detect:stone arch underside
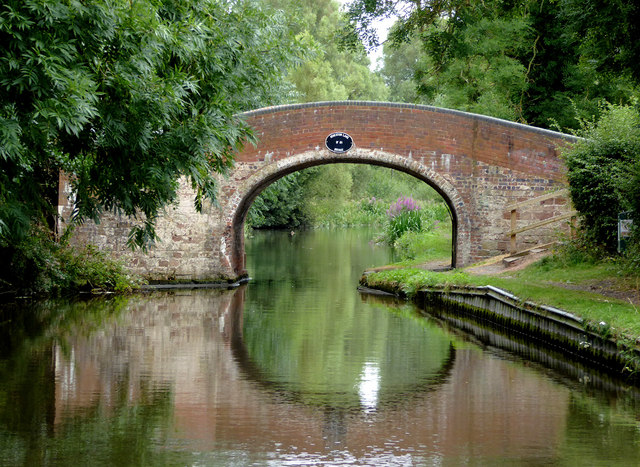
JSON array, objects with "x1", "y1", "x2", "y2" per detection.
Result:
[
  {"x1": 223, "y1": 149, "x2": 469, "y2": 276},
  {"x1": 61, "y1": 101, "x2": 575, "y2": 282}
]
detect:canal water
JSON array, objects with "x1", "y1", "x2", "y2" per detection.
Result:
[{"x1": 1, "y1": 228, "x2": 640, "y2": 465}]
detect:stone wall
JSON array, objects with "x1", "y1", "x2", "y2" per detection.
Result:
[{"x1": 59, "y1": 102, "x2": 577, "y2": 282}]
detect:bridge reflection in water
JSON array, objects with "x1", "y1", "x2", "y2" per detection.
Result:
[
  {"x1": 47, "y1": 286, "x2": 575, "y2": 463},
  {"x1": 0, "y1": 228, "x2": 633, "y2": 464}
]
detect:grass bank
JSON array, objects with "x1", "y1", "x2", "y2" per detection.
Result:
[{"x1": 362, "y1": 244, "x2": 640, "y2": 341}]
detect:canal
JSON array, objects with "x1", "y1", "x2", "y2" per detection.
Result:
[{"x1": 1, "y1": 228, "x2": 640, "y2": 465}]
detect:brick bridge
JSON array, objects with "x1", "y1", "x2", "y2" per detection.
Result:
[{"x1": 60, "y1": 101, "x2": 576, "y2": 282}]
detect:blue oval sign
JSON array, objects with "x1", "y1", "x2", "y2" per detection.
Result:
[{"x1": 325, "y1": 132, "x2": 353, "y2": 153}]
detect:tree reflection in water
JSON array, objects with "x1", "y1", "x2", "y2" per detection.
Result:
[{"x1": 1, "y1": 229, "x2": 640, "y2": 465}]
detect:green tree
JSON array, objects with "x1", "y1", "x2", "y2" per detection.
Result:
[
  {"x1": 248, "y1": 0, "x2": 389, "y2": 229},
  {"x1": 354, "y1": 0, "x2": 640, "y2": 129},
  {"x1": 379, "y1": 33, "x2": 423, "y2": 103},
  {"x1": 560, "y1": 0, "x2": 640, "y2": 83},
  {"x1": 246, "y1": 171, "x2": 313, "y2": 229},
  {"x1": 267, "y1": 0, "x2": 388, "y2": 102},
  {"x1": 522, "y1": 1, "x2": 638, "y2": 129},
  {"x1": 361, "y1": 1, "x2": 534, "y2": 121},
  {"x1": 342, "y1": 0, "x2": 463, "y2": 49},
  {"x1": 0, "y1": 0, "x2": 303, "y2": 249},
  {"x1": 349, "y1": 164, "x2": 439, "y2": 203},
  {"x1": 416, "y1": 11, "x2": 531, "y2": 122}
]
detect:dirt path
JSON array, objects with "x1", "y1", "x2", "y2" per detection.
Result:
[{"x1": 463, "y1": 251, "x2": 549, "y2": 276}]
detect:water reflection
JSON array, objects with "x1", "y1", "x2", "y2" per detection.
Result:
[
  {"x1": 236, "y1": 293, "x2": 456, "y2": 413},
  {"x1": 39, "y1": 288, "x2": 567, "y2": 461},
  {"x1": 358, "y1": 361, "x2": 380, "y2": 412},
  {"x1": 0, "y1": 287, "x2": 632, "y2": 465},
  {"x1": 1, "y1": 229, "x2": 640, "y2": 465}
]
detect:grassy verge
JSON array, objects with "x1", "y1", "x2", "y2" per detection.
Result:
[
  {"x1": 362, "y1": 250, "x2": 640, "y2": 340},
  {"x1": 390, "y1": 225, "x2": 452, "y2": 266}
]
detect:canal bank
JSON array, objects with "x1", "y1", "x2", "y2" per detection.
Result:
[{"x1": 360, "y1": 266, "x2": 640, "y2": 382}]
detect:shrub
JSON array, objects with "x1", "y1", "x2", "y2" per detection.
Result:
[
  {"x1": 305, "y1": 199, "x2": 387, "y2": 228},
  {"x1": 246, "y1": 172, "x2": 312, "y2": 229},
  {"x1": 563, "y1": 104, "x2": 640, "y2": 251},
  {"x1": 360, "y1": 197, "x2": 386, "y2": 216},
  {"x1": 0, "y1": 226, "x2": 143, "y2": 296}
]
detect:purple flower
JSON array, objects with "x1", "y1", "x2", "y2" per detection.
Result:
[{"x1": 387, "y1": 196, "x2": 421, "y2": 218}]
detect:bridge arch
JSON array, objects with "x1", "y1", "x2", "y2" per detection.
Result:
[
  {"x1": 224, "y1": 148, "x2": 470, "y2": 275},
  {"x1": 61, "y1": 101, "x2": 576, "y2": 282}
]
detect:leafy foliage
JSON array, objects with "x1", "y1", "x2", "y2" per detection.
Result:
[
  {"x1": 247, "y1": 0, "x2": 391, "y2": 230},
  {"x1": 347, "y1": 1, "x2": 533, "y2": 121},
  {"x1": 419, "y1": 13, "x2": 531, "y2": 121},
  {"x1": 353, "y1": 0, "x2": 640, "y2": 130},
  {"x1": 0, "y1": 0, "x2": 304, "y2": 249},
  {"x1": 247, "y1": 163, "x2": 447, "y2": 230},
  {"x1": 309, "y1": 198, "x2": 386, "y2": 228},
  {"x1": 379, "y1": 33, "x2": 423, "y2": 103},
  {"x1": 342, "y1": 0, "x2": 464, "y2": 49},
  {"x1": 560, "y1": 0, "x2": 640, "y2": 83},
  {"x1": 265, "y1": 0, "x2": 387, "y2": 102},
  {"x1": 621, "y1": 241, "x2": 640, "y2": 277},
  {"x1": 349, "y1": 164, "x2": 441, "y2": 202},
  {"x1": 524, "y1": 2, "x2": 638, "y2": 130},
  {"x1": 563, "y1": 105, "x2": 640, "y2": 251},
  {"x1": 246, "y1": 171, "x2": 313, "y2": 229},
  {"x1": 0, "y1": 226, "x2": 143, "y2": 295},
  {"x1": 536, "y1": 238, "x2": 605, "y2": 271}
]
